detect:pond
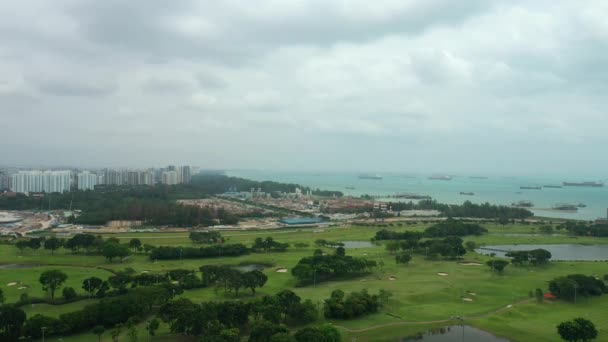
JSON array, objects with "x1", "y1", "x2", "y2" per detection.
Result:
[
  {"x1": 0, "y1": 264, "x2": 40, "y2": 269},
  {"x1": 476, "y1": 244, "x2": 608, "y2": 261},
  {"x1": 340, "y1": 241, "x2": 375, "y2": 249},
  {"x1": 233, "y1": 264, "x2": 266, "y2": 272},
  {"x1": 401, "y1": 325, "x2": 510, "y2": 341}
]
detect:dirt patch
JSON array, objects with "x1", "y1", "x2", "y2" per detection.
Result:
[
  {"x1": 388, "y1": 276, "x2": 397, "y2": 281},
  {"x1": 437, "y1": 272, "x2": 449, "y2": 276},
  {"x1": 462, "y1": 297, "x2": 474, "y2": 302},
  {"x1": 460, "y1": 262, "x2": 483, "y2": 266},
  {"x1": 276, "y1": 268, "x2": 288, "y2": 273}
]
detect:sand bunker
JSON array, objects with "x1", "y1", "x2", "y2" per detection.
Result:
[
  {"x1": 460, "y1": 262, "x2": 483, "y2": 266},
  {"x1": 7, "y1": 282, "x2": 18, "y2": 286},
  {"x1": 276, "y1": 268, "x2": 288, "y2": 273},
  {"x1": 462, "y1": 297, "x2": 474, "y2": 302},
  {"x1": 141, "y1": 270, "x2": 149, "y2": 273},
  {"x1": 18, "y1": 287, "x2": 27, "y2": 290},
  {"x1": 468, "y1": 292, "x2": 477, "y2": 296},
  {"x1": 388, "y1": 276, "x2": 397, "y2": 281},
  {"x1": 437, "y1": 272, "x2": 449, "y2": 276}
]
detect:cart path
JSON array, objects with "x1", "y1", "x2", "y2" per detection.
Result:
[{"x1": 333, "y1": 298, "x2": 533, "y2": 333}]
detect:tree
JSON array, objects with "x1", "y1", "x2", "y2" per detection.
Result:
[
  {"x1": 92, "y1": 325, "x2": 105, "y2": 342},
  {"x1": 270, "y1": 332, "x2": 296, "y2": 342},
  {"x1": 294, "y1": 242, "x2": 309, "y2": 249},
  {"x1": 102, "y1": 241, "x2": 131, "y2": 263},
  {"x1": 395, "y1": 253, "x2": 412, "y2": 265},
  {"x1": 0, "y1": 288, "x2": 4, "y2": 304},
  {"x1": 111, "y1": 324, "x2": 123, "y2": 342},
  {"x1": 108, "y1": 272, "x2": 133, "y2": 294},
  {"x1": 464, "y1": 241, "x2": 477, "y2": 251},
  {"x1": 82, "y1": 277, "x2": 104, "y2": 297},
  {"x1": 147, "y1": 318, "x2": 160, "y2": 337},
  {"x1": 15, "y1": 240, "x2": 28, "y2": 253},
  {"x1": 385, "y1": 241, "x2": 400, "y2": 254},
  {"x1": 248, "y1": 320, "x2": 288, "y2": 342},
  {"x1": 63, "y1": 286, "x2": 77, "y2": 300},
  {"x1": 39, "y1": 269, "x2": 68, "y2": 300},
  {"x1": 557, "y1": 318, "x2": 598, "y2": 342},
  {"x1": 535, "y1": 288, "x2": 544, "y2": 303},
  {"x1": 0, "y1": 305, "x2": 26, "y2": 341},
  {"x1": 243, "y1": 270, "x2": 268, "y2": 295},
  {"x1": 486, "y1": 260, "x2": 509, "y2": 274},
  {"x1": 126, "y1": 317, "x2": 138, "y2": 342},
  {"x1": 128, "y1": 238, "x2": 142, "y2": 251},
  {"x1": 44, "y1": 237, "x2": 63, "y2": 254}
]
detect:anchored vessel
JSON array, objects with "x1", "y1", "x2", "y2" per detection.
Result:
[
  {"x1": 562, "y1": 181, "x2": 604, "y2": 187},
  {"x1": 358, "y1": 174, "x2": 383, "y2": 180},
  {"x1": 512, "y1": 200, "x2": 534, "y2": 208},
  {"x1": 429, "y1": 175, "x2": 452, "y2": 180},
  {"x1": 520, "y1": 186, "x2": 542, "y2": 190}
]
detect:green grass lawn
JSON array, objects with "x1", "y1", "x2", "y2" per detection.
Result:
[{"x1": 2, "y1": 223, "x2": 608, "y2": 341}]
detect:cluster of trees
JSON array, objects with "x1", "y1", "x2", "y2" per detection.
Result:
[
  {"x1": 423, "y1": 219, "x2": 488, "y2": 237},
  {"x1": 199, "y1": 265, "x2": 268, "y2": 296},
  {"x1": 374, "y1": 220, "x2": 487, "y2": 242},
  {"x1": 253, "y1": 237, "x2": 289, "y2": 252},
  {"x1": 505, "y1": 249, "x2": 552, "y2": 266},
  {"x1": 2, "y1": 286, "x2": 175, "y2": 341},
  {"x1": 291, "y1": 248, "x2": 376, "y2": 286},
  {"x1": 383, "y1": 234, "x2": 467, "y2": 260},
  {"x1": 486, "y1": 259, "x2": 510, "y2": 274},
  {"x1": 560, "y1": 221, "x2": 608, "y2": 237},
  {"x1": 386, "y1": 200, "x2": 533, "y2": 219},
  {"x1": 549, "y1": 274, "x2": 607, "y2": 301},
  {"x1": 149, "y1": 244, "x2": 249, "y2": 260},
  {"x1": 557, "y1": 317, "x2": 598, "y2": 342},
  {"x1": 323, "y1": 289, "x2": 380, "y2": 319},
  {"x1": 314, "y1": 239, "x2": 346, "y2": 248},
  {"x1": 189, "y1": 231, "x2": 225, "y2": 244},
  {"x1": 158, "y1": 289, "x2": 337, "y2": 342}
]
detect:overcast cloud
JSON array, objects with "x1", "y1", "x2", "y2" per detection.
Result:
[{"x1": 1, "y1": 0, "x2": 607, "y2": 175}]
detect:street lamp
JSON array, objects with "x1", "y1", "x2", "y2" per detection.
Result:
[{"x1": 41, "y1": 326, "x2": 47, "y2": 342}]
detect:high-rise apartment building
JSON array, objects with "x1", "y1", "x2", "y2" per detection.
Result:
[
  {"x1": 161, "y1": 170, "x2": 179, "y2": 185},
  {"x1": 77, "y1": 171, "x2": 97, "y2": 191},
  {"x1": 10, "y1": 171, "x2": 71, "y2": 193}
]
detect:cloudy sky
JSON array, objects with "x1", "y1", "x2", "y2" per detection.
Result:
[{"x1": 1, "y1": 1, "x2": 607, "y2": 175}]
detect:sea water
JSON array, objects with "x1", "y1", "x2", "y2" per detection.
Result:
[{"x1": 226, "y1": 170, "x2": 608, "y2": 221}]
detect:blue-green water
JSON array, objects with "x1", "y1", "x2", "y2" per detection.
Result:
[{"x1": 226, "y1": 170, "x2": 607, "y2": 220}]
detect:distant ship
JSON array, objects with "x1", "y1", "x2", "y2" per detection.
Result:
[
  {"x1": 543, "y1": 185, "x2": 563, "y2": 188},
  {"x1": 553, "y1": 203, "x2": 579, "y2": 211},
  {"x1": 459, "y1": 192, "x2": 475, "y2": 196},
  {"x1": 520, "y1": 186, "x2": 542, "y2": 190},
  {"x1": 429, "y1": 175, "x2": 452, "y2": 181},
  {"x1": 345, "y1": 186, "x2": 356, "y2": 190},
  {"x1": 512, "y1": 200, "x2": 534, "y2": 208},
  {"x1": 562, "y1": 181, "x2": 604, "y2": 187},
  {"x1": 578, "y1": 203, "x2": 587, "y2": 208},
  {"x1": 358, "y1": 174, "x2": 383, "y2": 180},
  {"x1": 469, "y1": 176, "x2": 488, "y2": 179}
]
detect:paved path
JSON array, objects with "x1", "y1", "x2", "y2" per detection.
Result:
[{"x1": 333, "y1": 298, "x2": 533, "y2": 333}]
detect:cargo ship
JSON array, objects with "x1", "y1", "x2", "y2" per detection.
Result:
[
  {"x1": 512, "y1": 200, "x2": 534, "y2": 208},
  {"x1": 562, "y1": 181, "x2": 604, "y2": 187},
  {"x1": 429, "y1": 175, "x2": 452, "y2": 181},
  {"x1": 543, "y1": 185, "x2": 563, "y2": 188},
  {"x1": 553, "y1": 203, "x2": 579, "y2": 211},
  {"x1": 520, "y1": 186, "x2": 542, "y2": 190},
  {"x1": 358, "y1": 174, "x2": 383, "y2": 180},
  {"x1": 459, "y1": 192, "x2": 475, "y2": 196}
]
